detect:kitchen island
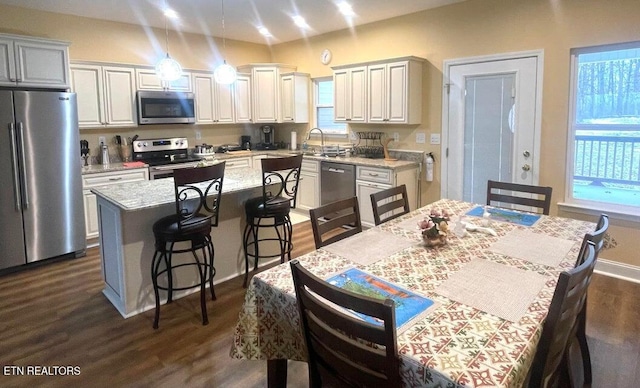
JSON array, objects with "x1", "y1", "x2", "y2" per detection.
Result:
[{"x1": 91, "y1": 168, "x2": 275, "y2": 318}]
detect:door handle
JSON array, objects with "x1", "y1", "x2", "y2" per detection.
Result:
[
  {"x1": 522, "y1": 164, "x2": 531, "y2": 172},
  {"x1": 17, "y1": 122, "x2": 29, "y2": 209},
  {"x1": 8, "y1": 123, "x2": 22, "y2": 210}
]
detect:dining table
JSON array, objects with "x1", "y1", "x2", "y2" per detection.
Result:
[{"x1": 229, "y1": 198, "x2": 596, "y2": 387}]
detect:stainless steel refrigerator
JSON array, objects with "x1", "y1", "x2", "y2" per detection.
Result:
[{"x1": 0, "y1": 90, "x2": 85, "y2": 271}]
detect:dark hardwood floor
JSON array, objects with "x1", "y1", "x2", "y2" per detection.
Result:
[{"x1": 1, "y1": 221, "x2": 638, "y2": 387}]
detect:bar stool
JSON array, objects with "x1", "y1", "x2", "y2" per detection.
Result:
[
  {"x1": 243, "y1": 155, "x2": 302, "y2": 287},
  {"x1": 151, "y1": 162, "x2": 225, "y2": 329}
]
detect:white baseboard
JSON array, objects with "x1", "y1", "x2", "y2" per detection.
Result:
[{"x1": 595, "y1": 258, "x2": 640, "y2": 284}]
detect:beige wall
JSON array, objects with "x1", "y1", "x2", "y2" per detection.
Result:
[
  {"x1": 1, "y1": 0, "x2": 638, "y2": 266},
  {"x1": 270, "y1": 0, "x2": 640, "y2": 266}
]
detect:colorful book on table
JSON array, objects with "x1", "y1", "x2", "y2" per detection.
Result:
[
  {"x1": 466, "y1": 205, "x2": 541, "y2": 226},
  {"x1": 326, "y1": 268, "x2": 434, "y2": 328}
]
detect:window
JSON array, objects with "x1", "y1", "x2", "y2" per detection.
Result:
[
  {"x1": 314, "y1": 77, "x2": 347, "y2": 135},
  {"x1": 567, "y1": 42, "x2": 640, "y2": 215}
]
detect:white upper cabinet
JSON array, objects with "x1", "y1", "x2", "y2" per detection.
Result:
[
  {"x1": 234, "y1": 73, "x2": 252, "y2": 123},
  {"x1": 333, "y1": 57, "x2": 424, "y2": 125},
  {"x1": 193, "y1": 72, "x2": 234, "y2": 124},
  {"x1": 71, "y1": 63, "x2": 137, "y2": 128},
  {"x1": 333, "y1": 65, "x2": 367, "y2": 122},
  {"x1": 237, "y1": 64, "x2": 302, "y2": 123},
  {"x1": 135, "y1": 68, "x2": 192, "y2": 92},
  {"x1": 281, "y1": 72, "x2": 310, "y2": 123},
  {"x1": 0, "y1": 34, "x2": 70, "y2": 89},
  {"x1": 367, "y1": 58, "x2": 423, "y2": 124}
]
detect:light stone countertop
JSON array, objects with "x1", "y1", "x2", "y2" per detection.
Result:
[
  {"x1": 81, "y1": 150, "x2": 419, "y2": 175},
  {"x1": 91, "y1": 168, "x2": 262, "y2": 212}
]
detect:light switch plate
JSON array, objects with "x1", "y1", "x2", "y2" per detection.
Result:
[
  {"x1": 430, "y1": 133, "x2": 441, "y2": 145},
  {"x1": 415, "y1": 132, "x2": 426, "y2": 144}
]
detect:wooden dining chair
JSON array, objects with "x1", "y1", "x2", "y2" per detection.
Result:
[
  {"x1": 527, "y1": 242, "x2": 597, "y2": 388},
  {"x1": 568, "y1": 214, "x2": 609, "y2": 387},
  {"x1": 290, "y1": 260, "x2": 401, "y2": 388},
  {"x1": 309, "y1": 197, "x2": 362, "y2": 249},
  {"x1": 486, "y1": 180, "x2": 553, "y2": 215},
  {"x1": 370, "y1": 184, "x2": 411, "y2": 226}
]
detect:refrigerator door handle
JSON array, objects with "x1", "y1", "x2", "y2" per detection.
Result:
[
  {"x1": 17, "y1": 122, "x2": 29, "y2": 209},
  {"x1": 8, "y1": 123, "x2": 22, "y2": 210}
]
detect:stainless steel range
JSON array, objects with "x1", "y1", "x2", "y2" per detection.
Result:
[{"x1": 132, "y1": 137, "x2": 202, "y2": 180}]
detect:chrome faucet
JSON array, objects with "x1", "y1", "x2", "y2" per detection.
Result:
[{"x1": 305, "y1": 127, "x2": 325, "y2": 156}]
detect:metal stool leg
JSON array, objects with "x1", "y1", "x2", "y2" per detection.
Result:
[{"x1": 151, "y1": 249, "x2": 163, "y2": 330}]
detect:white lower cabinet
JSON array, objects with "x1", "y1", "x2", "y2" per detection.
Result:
[
  {"x1": 356, "y1": 165, "x2": 418, "y2": 227},
  {"x1": 297, "y1": 159, "x2": 320, "y2": 211},
  {"x1": 82, "y1": 168, "x2": 149, "y2": 240}
]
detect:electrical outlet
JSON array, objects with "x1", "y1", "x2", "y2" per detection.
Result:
[
  {"x1": 393, "y1": 132, "x2": 400, "y2": 142},
  {"x1": 195, "y1": 130, "x2": 202, "y2": 140},
  {"x1": 98, "y1": 136, "x2": 106, "y2": 145},
  {"x1": 415, "y1": 132, "x2": 426, "y2": 144}
]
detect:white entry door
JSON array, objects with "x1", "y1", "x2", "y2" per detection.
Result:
[{"x1": 443, "y1": 54, "x2": 542, "y2": 203}]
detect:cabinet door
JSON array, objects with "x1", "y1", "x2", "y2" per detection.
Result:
[
  {"x1": 333, "y1": 69, "x2": 349, "y2": 121},
  {"x1": 281, "y1": 74, "x2": 295, "y2": 122},
  {"x1": 135, "y1": 68, "x2": 164, "y2": 90},
  {"x1": 14, "y1": 39, "x2": 69, "y2": 88},
  {"x1": 252, "y1": 67, "x2": 279, "y2": 122},
  {"x1": 349, "y1": 66, "x2": 368, "y2": 122},
  {"x1": 0, "y1": 38, "x2": 16, "y2": 85},
  {"x1": 356, "y1": 180, "x2": 391, "y2": 228},
  {"x1": 234, "y1": 74, "x2": 252, "y2": 122},
  {"x1": 214, "y1": 81, "x2": 235, "y2": 123},
  {"x1": 387, "y1": 62, "x2": 409, "y2": 123},
  {"x1": 298, "y1": 170, "x2": 319, "y2": 211},
  {"x1": 168, "y1": 73, "x2": 191, "y2": 91},
  {"x1": 102, "y1": 66, "x2": 137, "y2": 127},
  {"x1": 194, "y1": 73, "x2": 215, "y2": 123},
  {"x1": 367, "y1": 64, "x2": 387, "y2": 123},
  {"x1": 71, "y1": 64, "x2": 105, "y2": 128},
  {"x1": 83, "y1": 191, "x2": 99, "y2": 239}
]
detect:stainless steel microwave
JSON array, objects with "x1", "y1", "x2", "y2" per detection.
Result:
[{"x1": 136, "y1": 91, "x2": 195, "y2": 124}]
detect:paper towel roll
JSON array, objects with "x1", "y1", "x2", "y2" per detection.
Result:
[{"x1": 291, "y1": 131, "x2": 297, "y2": 150}]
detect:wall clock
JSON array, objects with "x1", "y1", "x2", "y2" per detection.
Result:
[{"x1": 320, "y1": 49, "x2": 332, "y2": 65}]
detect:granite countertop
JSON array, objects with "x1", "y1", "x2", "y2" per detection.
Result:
[
  {"x1": 91, "y1": 169, "x2": 262, "y2": 212},
  {"x1": 81, "y1": 162, "x2": 149, "y2": 175},
  {"x1": 82, "y1": 150, "x2": 420, "y2": 175}
]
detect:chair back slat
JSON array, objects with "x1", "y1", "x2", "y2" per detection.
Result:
[
  {"x1": 528, "y1": 242, "x2": 597, "y2": 387},
  {"x1": 260, "y1": 155, "x2": 303, "y2": 209},
  {"x1": 291, "y1": 261, "x2": 401, "y2": 387},
  {"x1": 173, "y1": 162, "x2": 225, "y2": 228},
  {"x1": 310, "y1": 197, "x2": 362, "y2": 249},
  {"x1": 486, "y1": 180, "x2": 552, "y2": 215},
  {"x1": 370, "y1": 185, "x2": 411, "y2": 226}
]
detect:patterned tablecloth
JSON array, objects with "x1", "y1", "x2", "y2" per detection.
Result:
[{"x1": 229, "y1": 199, "x2": 595, "y2": 387}]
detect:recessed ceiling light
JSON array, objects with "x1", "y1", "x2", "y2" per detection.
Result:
[
  {"x1": 337, "y1": 2, "x2": 355, "y2": 17},
  {"x1": 292, "y1": 15, "x2": 309, "y2": 29},
  {"x1": 163, "y1": 8, "x2": 178, "y2": 19},
  {"x1": 258, "y1": 26, "x2": 272, "y2": 37}
]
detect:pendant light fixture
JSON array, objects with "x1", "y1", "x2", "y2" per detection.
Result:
[
  {"x1": 155, "y1": 6, "x2": 183, "y2": 82},
  {"x1": 213, "y1": 0, "x2": 237, "y2": 85}
]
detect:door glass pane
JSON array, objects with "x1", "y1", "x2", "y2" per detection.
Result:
[{"x1": 463, "y1": 74, "x2": 516, "y2": 202}]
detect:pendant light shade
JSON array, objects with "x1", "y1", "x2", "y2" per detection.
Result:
[
  {"x1": 214, "y1": 0, "x2": 237, "y2": 84},
  {"x1": 156, "y1": 54, "x2": 183, "y2": 82},
  {"x1": 156, "y1": 6, "x2": 183, "y2": 82},
  {"x1": 214, "y1": 61, "x2": 236, "y2": 84}
]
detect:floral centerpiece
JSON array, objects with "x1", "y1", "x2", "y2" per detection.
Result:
[{"x1": 418, "y1": 209, "x2": 450, "y2": 247}]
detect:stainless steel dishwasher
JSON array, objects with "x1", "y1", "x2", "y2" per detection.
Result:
[{"x1": 320, "y1": 161, "x2": 356, "y2": 205}]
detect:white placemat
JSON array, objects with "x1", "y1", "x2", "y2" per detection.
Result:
[
  {"x1": 322, "y1": 228, "x2": 415, "y2": 266},
  {"x1": 436, "y1": 258, "x2": 548, "y2": 322},
  {"x1": 396, "y1": 215, "x2": 426, "y2": 232},
  {"x1": 489, "y1": 229, "x2": 575, "y2": 267}
]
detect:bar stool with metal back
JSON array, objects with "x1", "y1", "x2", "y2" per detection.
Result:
[
  {"x1": 242, "y1": 155, "x2": 302, "y2": 287},
  {"x1": 150, "y1": 162, "x2": 225, "y2": 329}
]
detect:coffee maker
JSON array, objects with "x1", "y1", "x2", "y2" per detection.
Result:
[
  {"x1": 255, "y1": 125, "x2": 277, "y2": 150},
  {"x1": 241, "y1": 135, "x2": 252, "y2": 150}
]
